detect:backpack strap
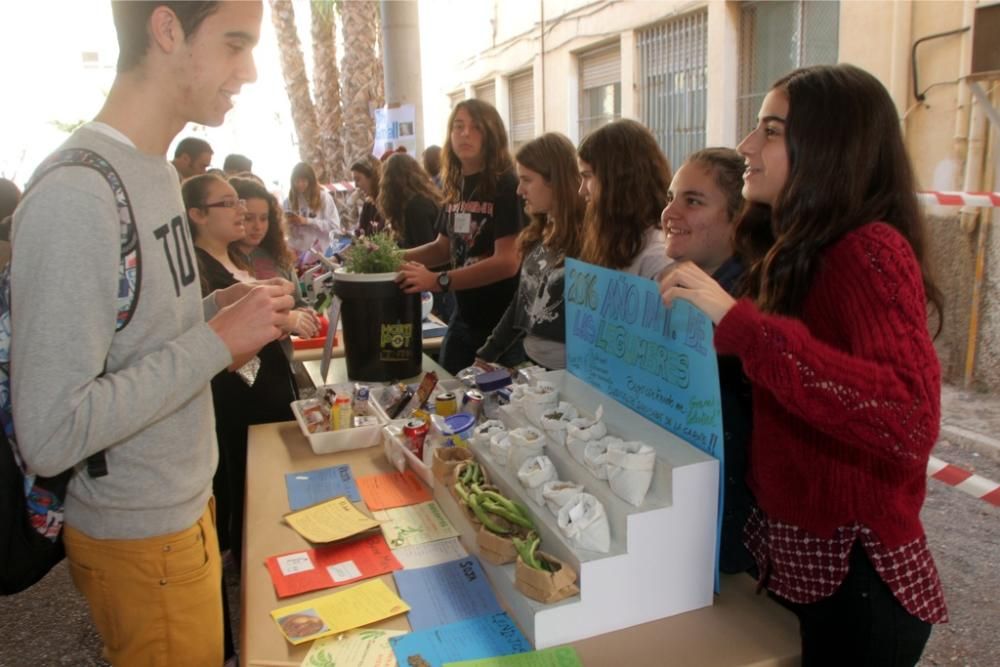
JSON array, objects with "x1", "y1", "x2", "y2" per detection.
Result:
[
  {"x1": 29, "y1": 148, "x2": 141, "y2": 332},
  {"x1": 23, "y1": 148, "x2": 143, "y2": 478}
]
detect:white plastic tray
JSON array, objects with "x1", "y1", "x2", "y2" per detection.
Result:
[{"x1": 290, "y1": 383, "x2": 386, "y2": 454}]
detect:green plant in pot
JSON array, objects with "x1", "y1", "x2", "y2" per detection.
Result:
[
  {"x1": 341, "y1": 231, "x2": 404, "y2": 275},
  {"x1": 333, "y1": 232, "x2": 422, "y2": 381}
]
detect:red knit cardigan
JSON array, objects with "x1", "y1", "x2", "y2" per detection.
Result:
[{"x1": 714, "y1": 222, "x2": 939, "y2": 547}]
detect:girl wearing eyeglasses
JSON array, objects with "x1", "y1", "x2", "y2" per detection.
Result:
[{"x1": 182, "y1": 174, "x2": 299, "y2": 570}]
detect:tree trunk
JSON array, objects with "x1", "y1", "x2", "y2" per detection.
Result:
[
  {"x1": 340, "y1": 0, "x2": 380, "y2": 165},
  {"x1": 269, "y1": 0, "x2": 322, "y2": 171},
  {"x1": 311, "y1": 1, "x2": 345, "y2": 183}
]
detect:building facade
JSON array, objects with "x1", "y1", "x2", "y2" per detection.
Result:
[{"x1": 418, "y1": 0, "x2": 1000, "y2": 392}]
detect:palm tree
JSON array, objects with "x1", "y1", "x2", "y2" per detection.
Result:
[
  {"x1": 311, "y1": 1, "x2": 346, "y2": 182},
  {"x1": 340, "y1": 0, "x2": 380, "y2": 165},
  {"x1": 268, "y1": 0, "x2": 322, "y2": 171}
]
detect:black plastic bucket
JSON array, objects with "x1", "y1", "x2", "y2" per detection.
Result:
[{"x1": 333, "y1": 271, "x2": 423, "y2": 381}]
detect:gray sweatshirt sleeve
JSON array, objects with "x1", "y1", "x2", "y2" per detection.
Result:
[{"x1": 10, "y1": 176, "x2": 231, "y2": 476}]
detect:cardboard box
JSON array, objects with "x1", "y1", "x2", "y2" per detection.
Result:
[
  {"x1": 432, "y1": 446, "x2": 473, "y2": 483},
  {"x1": 476, "y1": 524, "x2": 518, "y2": 566},
  {"x1": 514, "y1": 551, "x2": 579, "y2": 604}
]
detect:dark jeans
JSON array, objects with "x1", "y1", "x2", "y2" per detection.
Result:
[
  {"x1": 439, "y1": 312, "x2": 525, "y2": 375},
  {"x1": 773, "y1": 544, "x2": 932, "y2": 667}
]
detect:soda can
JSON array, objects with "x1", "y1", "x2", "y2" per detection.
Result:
[
  {"x1": 403, "y1": 418, "x2": 429, "y2": 457},
  {"x1": 435, "y1": 392, "x2": 458, "y2": 417},
  {"x1": 461, "y1": 389, "x2": 484, "y2": 419}
]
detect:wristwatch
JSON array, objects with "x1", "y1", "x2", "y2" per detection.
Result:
[{"x1": 437, "y1": 271, "x2": 451, "y2": 292}]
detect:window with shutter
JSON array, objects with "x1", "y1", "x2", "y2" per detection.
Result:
[
  {"x1": 738, "y1": 1, "x2": 839, "y2": 138},
  {"x1": 474, "y1": 80, "x2": 496, "y2": 107},
  {"x1": 638, "y1": 10, "x2": 708, "y2": 171},
  {"x1": 509, "y1": 71, "x2": 534, "y2": 152},
  {"x1": 579, "y1": 43, "x2": 622, "y2": 139}
]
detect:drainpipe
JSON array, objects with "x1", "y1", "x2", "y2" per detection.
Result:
[
  {"x1": 890, "y1": 0, "x2": 912, "y2": 123},
  {"x1": 963, "y1": 85, "x2": 998, "y2": 388},
  {"x1": 959, "y1": 0, "x2": 986, "y2": 235},
  {"x1": 540, "y1": 0, "x2": 546, "y2": 131}
]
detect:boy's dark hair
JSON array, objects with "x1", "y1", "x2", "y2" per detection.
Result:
[
  {"x1": 223, "y1": 154, "x2": 253, "y2": 174},
  {"x1": 112, "y1": 1, "x2": 220, "y2": 73},
  {"x1": 174, "y1": 137, "x2": 213, "y2": 160}
]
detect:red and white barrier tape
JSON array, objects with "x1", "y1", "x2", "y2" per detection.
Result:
[
  {"x1": 927, "y1": 455, "x2": 1000, "y2": 507},
  {"x1": 917, "y1": 191, "x2": 1000, "y2": 207}
]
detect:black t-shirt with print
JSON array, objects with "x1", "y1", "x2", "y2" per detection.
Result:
[{"x1": 439, "y1": 170, "x2": 522, "y2": 334}]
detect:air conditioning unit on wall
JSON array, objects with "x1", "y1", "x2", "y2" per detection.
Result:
[{"x1": 970, "y1": 1, "x2": 1000, "y2": 80}]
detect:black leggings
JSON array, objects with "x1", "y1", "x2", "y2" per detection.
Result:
[{"x1": 773, "y1": 544, "x2": 933, "y2": 667}]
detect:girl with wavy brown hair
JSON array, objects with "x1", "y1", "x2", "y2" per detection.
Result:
[
  {"x1": 397, "y1": 99, "x2": 524, "y2": 373},
  {"x1": 350, "y1": 154, "x2": 384, "y2": 236},
  {"x1": 476, "y1": 133, "x2": 585, "y2": 370},
  {"x1": 661, "y1": 64, "x2": 946, "y2": 665},
  {"x1": 577, "y1": 119, "x2": 673, "y2": 279},
  {"x1": 377, "y1": 152, "x2": 443, "y2": 249}
]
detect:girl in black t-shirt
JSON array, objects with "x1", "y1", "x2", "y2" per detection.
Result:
[{"x1": 397, "y1": 100, "x2": 525, "y2": 373}]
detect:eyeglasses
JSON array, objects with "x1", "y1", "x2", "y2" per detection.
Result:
[{"x1": 203, "y1": 198, "x2": 246, "y2": 209}]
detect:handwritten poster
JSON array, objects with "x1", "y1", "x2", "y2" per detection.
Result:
[{"x1": 564, "y1": 258, "x2": 723, "y2": 585}]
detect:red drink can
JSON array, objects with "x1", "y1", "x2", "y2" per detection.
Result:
[{"x1": 402, "y1": 418, "x2": 429, "y2": 458}]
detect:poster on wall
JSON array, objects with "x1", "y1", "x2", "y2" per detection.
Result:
[
  {"x1": 374, "y1": 104, "x2": 417, "y2": 156},
  {"x1": 564, "y1": 258, "x2": 724, "y2": 586}
]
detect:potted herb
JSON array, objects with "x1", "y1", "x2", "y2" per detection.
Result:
[{"x1": 333, "y1": 232, "x2": 422, "y2": 381}]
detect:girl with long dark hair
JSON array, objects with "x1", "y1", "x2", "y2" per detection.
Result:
[
  {"x1": 397, "y1": 99, "x2": 524, "y2": 373},
  {"x1": 660, "y1": 64, "x2": 946, "y2": 665},
  {"x1": 577, "y1": 119, "x2": 673, "y2": 279},
  {"x1": 283, "y1": 161, "x2": 341, "y2": 258},
  {"x1": 476, "y1": 132, "x2": 585, "y2": 370}
]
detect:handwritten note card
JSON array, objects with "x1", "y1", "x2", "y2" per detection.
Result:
[
  {"x1": 283, "y1": 496, "x2": 380, "y2": 544},
  {"x1": 265, "y1": 533, "x2": 402, "y2": 598},
  {"x1": 357, "y1": 469, "x2": 432, "y2": 510},
  {"x1": 300, "y1": 628, "x2": 406, "y2": 667},
  {"x1": 373, "y1": 500, "x2": 460, "y2": 549},
  {"x1": 271, "y1": 579, "x2": 409, "y2": 645},
  {"x1": 391, "y1": 556, "x2": 502, "y2": 631},
  {"x1": 444, "y1": 646, "x2": 583, "y2": 667},
  {"x1": 389, "y1": 613, "x2": 531, "y2": 667},
  {"x1": 285, "y1": 464, "x2": 361, "y2": 511}
]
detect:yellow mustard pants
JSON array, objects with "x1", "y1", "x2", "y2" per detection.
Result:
[{"x1": 63, "y1": 500, "x2": 223, "y2": 667}]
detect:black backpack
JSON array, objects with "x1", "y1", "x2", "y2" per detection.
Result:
[{"x1": 0, "y1": 148, "x2": 140, "y2": 594}]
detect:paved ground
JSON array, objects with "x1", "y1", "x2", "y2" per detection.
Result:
[{"x1": 1, "y1": 383, "x2": 998, "y2": 666}]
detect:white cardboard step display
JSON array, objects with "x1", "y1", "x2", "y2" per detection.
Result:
[{"x1": 432, "y1": 370, "x2": 718, "y2": 649}]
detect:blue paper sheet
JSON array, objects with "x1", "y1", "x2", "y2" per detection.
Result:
[
  {"x1": 391, "y1": 556, "x2": 502, "y2": 631},
  {"x1": 284, "y1": 464, "x2": 361, "y2": 511},
  {"x1": 564, "y1": 258, "x2": 724, "y2": 589},
  {"x1": 389, "y1": 612, "x2": 531, "y2": 667}
]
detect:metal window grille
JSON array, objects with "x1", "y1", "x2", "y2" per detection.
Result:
[
  {"x1": 509, "y1": 70, "x2": 534, "y2": 151},
  {"x1": 638, "y1": 10, "x2": 708, "y2": 171},
  {"x1": 738, "y1": 0, "x2": 840, "y2": 138},
  {"x1": 474, "y1": 80, "x2": 497, "y2": 107},
  {"x1": 449, "y1": 90, "x2": 465, "y2": 108},
  {"x1": 579, "y1": 43, "x2": 622, "y2": 139}
]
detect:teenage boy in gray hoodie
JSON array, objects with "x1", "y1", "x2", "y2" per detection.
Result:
[{"x1": 9, "y1": 2, "x2": 289, "y2": 664}]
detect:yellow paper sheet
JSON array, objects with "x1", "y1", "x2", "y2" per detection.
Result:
[
  {"x1": 283, "y1": 496, "x2": 380, "y2": 544},
  {"x1": 372, "y1": 500, "x2": 460, "y2": 549},
  {"x1": 271, "y1": 579, "x2": 410, "y2": 645},
  {"x1": 300, "y1": 628, "x2": 406, "y2": 667}
]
